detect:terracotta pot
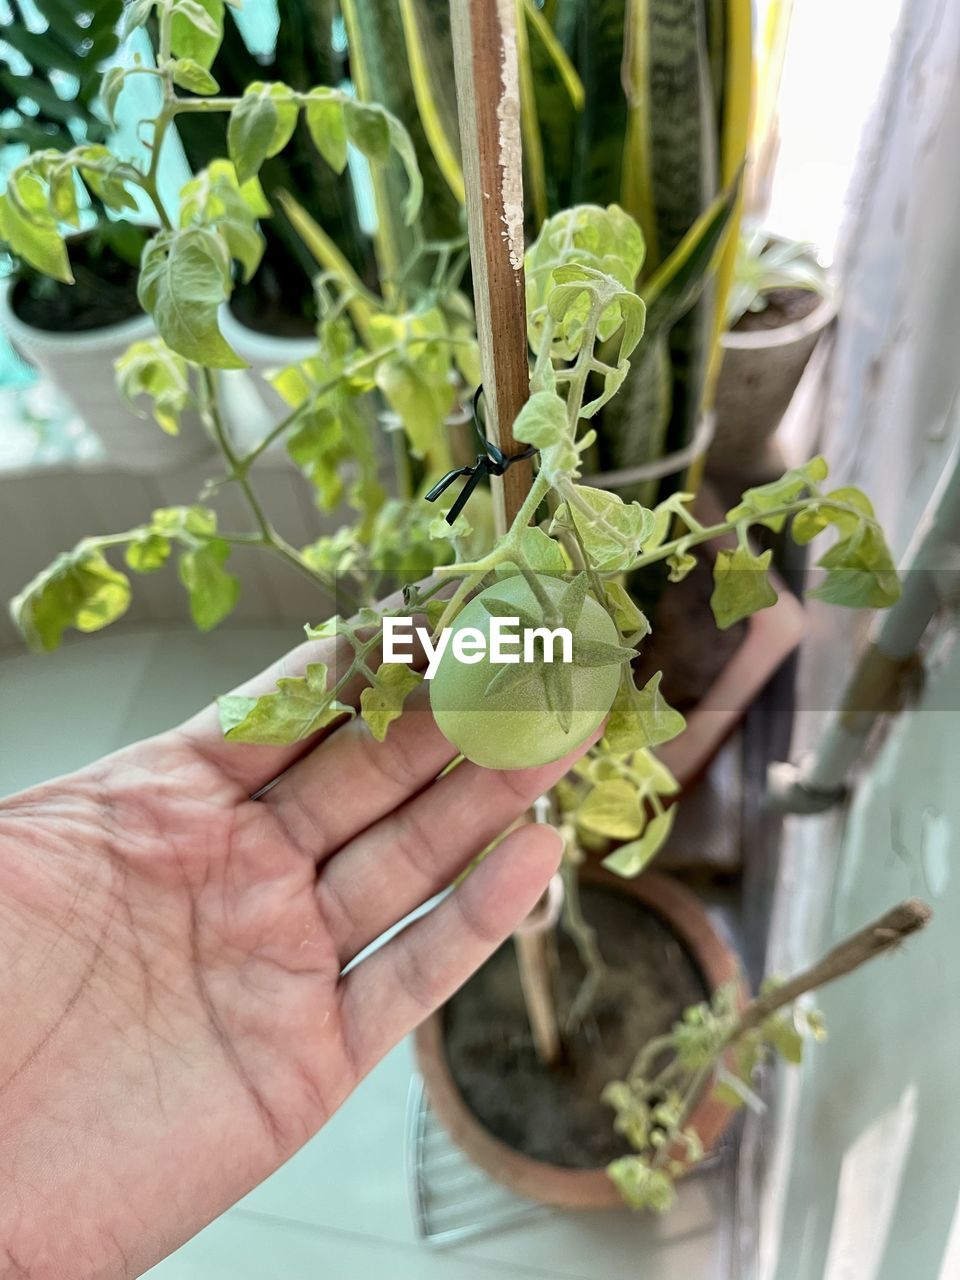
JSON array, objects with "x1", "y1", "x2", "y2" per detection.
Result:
[
  {"x1": 711, "y1": 288, "x2": 839, "y2": 482},
  {"x1": 414, "y1": 865, "x2": 748, "y2": 1210},
  {"x1": 657, "y1": 573, "x2": 805, "y2": 790}
]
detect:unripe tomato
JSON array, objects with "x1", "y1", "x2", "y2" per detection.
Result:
[{"x1": 429, "y1": 573, "x2": 621, "y2": 769}]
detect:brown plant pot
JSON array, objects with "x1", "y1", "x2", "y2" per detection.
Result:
[
  {"x1": 657, "y1": 576, "x2": 805, "y2": 790},
  {"x1": 710, "y1": 288, "x2": 839, "y2": 483},
  {"x1": 414, "y1": 865, "x2": 748, "y2": 1210},
  {"x1": 637, "y1": 486, "x2": 807, "y2": 792}
]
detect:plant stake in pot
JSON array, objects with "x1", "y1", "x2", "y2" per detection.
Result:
[{"x1": 448, "y1": 0, "x2": 562, "y2": 1066}]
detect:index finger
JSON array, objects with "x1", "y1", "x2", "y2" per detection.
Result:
[{"x1": 173, "y1": 578, "x2": 441, "y2": 794}]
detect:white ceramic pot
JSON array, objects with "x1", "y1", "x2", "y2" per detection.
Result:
[
  {"x1": 0, "y1": 276, "x2": 212, "y2": 472},
  {"x1": 217, "y1": 303, "x2": 318, "y2": 455},
  {"x1": 710, "y1": 288, "x2": 839, "y2": 481}
]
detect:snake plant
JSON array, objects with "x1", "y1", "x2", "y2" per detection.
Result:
[{"x1": 340, "y1": 0, "x2": 752, "y2": 492}]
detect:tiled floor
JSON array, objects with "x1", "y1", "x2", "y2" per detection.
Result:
[{"x1": 1, "y1": 627, "x2": 735, "y2": 1279}]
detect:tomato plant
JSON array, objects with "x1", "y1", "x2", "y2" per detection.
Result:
[
  {"x1": 4, "y1": 15, "x2": 900, "y2": 866},
  {"x1": 0, "y1": 0, "x2": 910, "y2": 1217}
]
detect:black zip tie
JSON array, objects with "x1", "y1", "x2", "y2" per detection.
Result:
[{"x1": 424, "y1": 385, "x2": 538, "y2": 524}]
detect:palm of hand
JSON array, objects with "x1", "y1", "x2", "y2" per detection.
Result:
[{"x1": 0, "y1": 631, "x2": 579, "y2": 1279}]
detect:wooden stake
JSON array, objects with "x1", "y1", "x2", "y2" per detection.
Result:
[
  {"x1": 451, "y1": 0, "x2": 561, "y2": 1066},
  {"x1": 450, "y1": 0, "x2": 532, "y2": 529}
]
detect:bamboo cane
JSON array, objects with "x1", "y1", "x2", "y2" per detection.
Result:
[{"x1": 450, "y1": 0, "x2": 562, "y2": 1065}]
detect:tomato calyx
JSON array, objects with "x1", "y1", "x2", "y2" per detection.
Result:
[{"x1": 477, "y1": 572, "x2": 635, "y2": 732}]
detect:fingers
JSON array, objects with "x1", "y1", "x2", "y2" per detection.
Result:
[
  {"x1": 317, "y1": 728, "x2": 601, "y2": 965},
  {"x1": 338, "y1": 824, "x2": 563, "y2": 1079},
  {"x1": 173, "y1": 578, "x2": 442, "y2": 794},
  {"x1": 262, "y1": 684, "x2": 457, "y2": 863}
]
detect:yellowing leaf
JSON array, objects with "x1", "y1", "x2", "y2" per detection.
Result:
[
  {"x1": 115, "y1": 337, "x2": 191, "y2": 435},
  {"x1": 578, "y1": 779, "x2": 644, "y2": 839},
  {"x1": 219, "y1": 662, "x2": 355, "y2": 745},
  {"x1": 604, "y1": 672, "x2": 686, "y2": 755},
  {"x1": 360, "y1": 663, "x2": 423, "y2": 741},
  {"x1": 138, "y1": 228, "x2": 245, "y2": 369},
  {"x1": 11, "y1": 550, "x2": 131, "y2": 652},
  {"x1": 710, "y1": 545, "x2": 778, "y2": 629},
  {"x1": 602, "y1": 808, "x2": 676, "y2": 877},
  {"x1": 178, "y1": 538, "x2": 239, "y2": 631},
  {"x1": 305, "y1": 89, "x2": 348, "y2": 172}
]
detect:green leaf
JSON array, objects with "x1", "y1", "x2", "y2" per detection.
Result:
[
  {"x1": 251, "y1": 81, "x2": 300, "y2": 155},
  {"x1": 511, "y1": 526, "x2": 567, "y2": 575},
  {"x1": 485, "y1": 661, "x2": 538, "y2": 698},
  {"x1": 640, "y1": 186, "x2": 739, "y2": 350},
  {"x1": 360, "y1": 663, "x2": 423, "y2": 741},
  {"x1": 178, "y1": 538, "x2": 239, "y2": 630},
  {"x1": 578, "y1": 779, "x2": 643, "y2": 839},
  {"x1": 666, "y1": 548, "x2": 697, "y2": 583},
  {"x1": 151, "y1": 504, "x2": 218, "y2": 539},
  {"x1": 74, "y1": 146, "x2": 139, "y2": 214},
  {"x1": 559, "y1": 570, "x2": 589, "y2": 630},
  {"x1": 606, "y1": 1157, "x2": 676, "y2": 1213},
  {"x1": 172, "y1": 57, "x2": 220, "y2": 95},
  {"x1": 762, "y1": 1011, "x2": 805, "y2": 1065},
  {"x1": 374, "y1": 355, "x2": 452, "y2": 458},
  {"x1": 178, "y1": 159, "x2": 268, "y2": 282},
  {"x1": 604, "y1": 672, "x2": 686, "y2": 754},
  {"x1": 710, "y1": 546, "x2": 778, "y2": 629},
  {"x1": 121, "y1": 0, "x2": 155, "y2": 39},
  {"x1": 170, "y1": 0, "x2": 224, "y2": 70},
  {"x1": 219, "y1": 662, "x2": 354, "y2": 744},
  {"x1": 179, "y1": 159, "x2": 271, "y2": 224},
  {"x1": 512, "y1": 390, "x2": 568, "y2": 450},
  {"x1": 726, "y1": 457, "x2": 830, "y2": 531},
  {"x1": 125, "y1": 532, "x2": 171, "y2": 573},
  {"x1": 602, "y1": 808, "x2": 676, "y2": 877},
  {"x1": 552, "y1": 487, "x2": 654, "y2": 573},
  {"x1": 344, "y1": 99, "x2": 390, "y2": 162},
  {"x1": 525, "y1": 205, "x2": 645, "y2": 358},
  {"x1": 791, "y1": 485, "x2": 875, "y2": 544},
  {"x1": 811, "y1": 524, "x2": 901, "y2": 609},
  {"x1": 0, "y1": 182, "x2": 71, "y2": 283},
  {"x1": 115, "y1": 337, "x2": 191, "y2": 435},
  {"x1": 227, "y1": 90, "x2": 279, "y2": 187},
  {"x1": 603, "y1": 581, "x2": 651, "y2": 642},
  {"x1": 11, "y1": 549, "x2": 131, "y2": 652},
  {"x1": 386, "y1": 115, "x2": 424, "y2": 225},
  {"x1": 100, "y1": 65, "x2": 126, "y2": 125},
  {"x1": 305, "y1": 89, "x2": 348, "y2": 173},
  {"x1": 137, "y1": 227, "x2": 245, "y2": 369}
]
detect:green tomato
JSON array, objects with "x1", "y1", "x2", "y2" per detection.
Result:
[{"x1": 429, "y1": 573, "x2": 622, "y2": 770}]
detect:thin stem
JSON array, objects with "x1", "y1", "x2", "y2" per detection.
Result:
[
  {"x1": 626, "y1": 496, "x2": 888, "y2": 577},
  {"x1": 198, "y1": 370, "x2": 360, "y2": 612},
  {"x1": 560, "y1": 853, "x2": 608, "y2": 1029},
  {"x1": 652, "y1": 899, "x2": 931, "y2": 1166},
  {"x1": 722, "y1": 899, "x2": 931, "y2": 1048}
]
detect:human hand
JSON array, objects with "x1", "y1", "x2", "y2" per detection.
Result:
[{"x1": 0, "y1": 621, "x2": 594, "y2": 1279}]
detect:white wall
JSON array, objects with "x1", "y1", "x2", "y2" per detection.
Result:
[{"x1": 759, "y1": 1, "x2": 960, "y2": 1276}]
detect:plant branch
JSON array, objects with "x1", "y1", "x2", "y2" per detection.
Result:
[
  {"x1": 723, "y1": 898, "x2": 932, "y2": 1047},
  {"x1": 653, "y1": 899, "x2": 932, "y2": 1166},
  {"x1": 198, "y1": 369, "x2": 359, "y2": 610},
  {"x1": 560, "y1": 850, "x2": 608, "y2": 1029}
]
